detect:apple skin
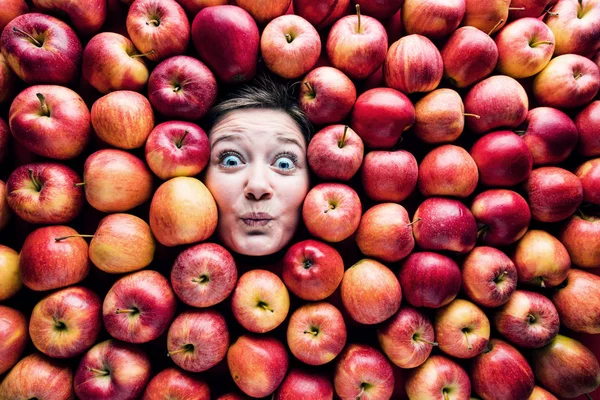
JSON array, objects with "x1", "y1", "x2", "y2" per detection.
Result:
[
  {"x1": 470, "y1": 339, "x2": 535, "y2": 400},
  {"x1": 350, "y1": 88, "x2": 415, "y2": 149},
  {"x1": 0, "y1": 305, "x2": 28, "y2": 374},
  {"x1": 0, "y1": 180, "x2": 10, "y2": 232},
  {"x1": 275, "y1": 368, "x2": 334, "y2": 400},
  {"x1": 307, "y1": 125, "x2": 364, "y2": 181},
  {"x1": 177, "y1": 0, "x2": 228, "y2": 16},
  {"x1": 524, "y1": 166, "x2": 583, "y2": 223},
  {"x1": 143, "y1": 368, "x2": 210, "y2": 400},
  {"x1": 292, "y1": 0, "x2": 350, "y2": 30},
  {"x1": 462, "y1": 246, "x2": 518, "y2": 308},
  {"x1": 334, "y1": 344, "x2": 395, "y2": 400},
  {"x1": 405, "y1": 354, "x2": 471, "y2": 400},
  {"x1": 559, "y1": 214, "x2": 600, "y2": 269},
  {"x1": 552, "y1": 269, "x2": 600, "y2": 334},
  {"x1": 0, "y1": 117, "x2": 9, "y2": 164},
  {"x1": 0, "y1": 244, "x2": 21, "y2": 301},
  {"x1": 341, "y1": 258, "x2": 402, "y2": 325},
  {"x1": 529, "y1": 386, "x2": 559, "y2": 400},
  {"x1": 463, "y1": 0, "x2": 510, "y2": 34},
  {"x1": 0, "y1": 353, "x2": 73, "y2": 399},
  {"x1": 418, "y1": 144, "x2": 479, "y2": 198},
  {"x1": 412, "y1": 197, "x2": 478, "y2": 254},
  {"x1": 20, "y1": 225, "x2": 90, "y2": 292},
  {"x1": 377, "y1": 306, "x2": 437, "y2": 369},
  {"x1": 471, "y1": 189, "x2": 531, "y2": 246},
  {"x1": 82, "y1": 32, "x2": 150, "y2": 93},
  {"x1": 302, "y1": 182, "x2": 362, "y2": 243},
  {"x1": 495, "y1": 17, "x2": 555, "y2": 79},
  {"x1": 576, "y1": 158, "x2": 600, "y2": 205},
  {"x1": 326, "y1": 10, "x2": 388, "y2": 80},
  {"x1": 494, "y1": 290, "x2": 560, "y2": 349},
  {"x1": 402, "y1": 0, "x2": 465, "y2": 39},
  {"x1": 74, "y1": 339, "x2": 151, "y2": 400},
  {"x1": 191, "y1": 5, "x2": 260, "y2": 83},
  {"x1": 544, "y1": 0, "x2": 600, "y2": 57},
  {"x1": 513, "y1": 229, "x2": 571, "y2": 288},
  {"x1": 0, "y1": 0, "x2": 28, "y2": 32},
  {"x1": 103, "y1": 270, "x2": 177, "y2": 344},
  {"x1": 434, "y1": 298, "x2": 491, "y2": 359},
  {"x1": 398, "y1": 252, "x2": 461, "y2": 309},
  {"x1": 441, "y1": 26, "x2": 498, "y2": 88},
  {"x1": 231, "y1": 269, "x2": 290, "y2": 333},
  {"x1": 0, "y1": 53, "x2": 15, "y2": 104},
  {"x1": 353, "y1": 0, "x2": 403, "y2": 20},
  {"x1": 236, "y1": 0, "x2": 291, "y2": 24},
  {"x1": 384, "y1": 34, "x2": 443, "y2": 94},
  {"x1": 360, "y1": 149, "x2": 418, "y2": 202},
  {"x1": 32, "y1": 0, "x2": 107, "y2": 36},
  {"x1": 464, "y1": 75, "x2": 529, "y2": 134},
  {"x1": 29, "y1": 286, "x2": 102, "y2": 359},
  {"x1": 126, "y1": 0, "x2": 190, "y2": 62},
  {"x1": 148, "y1": 56, "x2": 218, "y2": 120},
  {"x1": 6, "y1": 162, "x2": 84, "y2": 225},
  {"x1": 576, "y1": 100, "x2": 600, "y2": 157},
  {"x1": 533, "y1": 54, "x2": 600, "y2": 109},
  {"x1": 227, "y1": 335, "x2": 289, "y2": 398},
  {"x1": 83, "y1": 149, "x2": 154, "y2": 213},
  {"x1": 286, "y1": 302, "x2": 347, "y2": 366},
  {"x1": 508, "y1": 0, "x2": 551, "y2": 19},
  {"x1": 281, "y1": 239, "x2": 344, "y2": 301},
  {"x1": 167, "y1": 310, "x2": 229, "y2": 372},
  {"x1": 9, "y1": 84, "x2": 92, "y2": 160},
  {"x1": 300, "y1": 67, "x2": 357, "y2": 126},
  {"x1": 171, "y1": 242, "x2": 237, "y2": 308},
  {"x1": 413, "y1": 88, "x2": 469, "y2": 144},
  {"x1": 532, "y1": 335, "x2": 600, "y2": 399},
  {"x1": 0, "y1": 13, "x2": 82, "y2": 84}
]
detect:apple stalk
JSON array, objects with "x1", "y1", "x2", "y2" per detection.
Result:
[{"x1": 12, "y1": 27, "x2": 42, "y2": 47}]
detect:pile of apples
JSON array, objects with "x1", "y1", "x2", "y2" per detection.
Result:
[{"x1": 0, "y1": 0, "x2": 600, "y2": 399}]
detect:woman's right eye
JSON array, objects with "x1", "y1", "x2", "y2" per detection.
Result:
[{"x1": 218, "y1": 151, "x2": 243, "y2": 168}]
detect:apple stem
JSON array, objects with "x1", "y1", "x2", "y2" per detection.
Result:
[
  {"x1": 175, "y1": 130, "x2": 188, "y2": 149},
  {"x1": 585, "y1": 393, "x2": 593, "y2": 400},
  {"x1": 285, "y1": 33, "x2": 292, "y2": 43},
  {"x1": 415, "y1": 337, "x2": 438, "y2": 346},
  {"x1": 444, "y1": 391, "x2": 450, "y2": 400},
  {"x1": 74, "y1": 182, "x2": 86, "y2": 187},
  {"x1": 339, "y1": 126, "x2": 349, "y2": 148},
  {"x1": 540, "y1": 279, "x2": 546, "y2": 288},
  {"x1": 514, "y1": 130, "x2": 526, "y2": 136},
  {"x1": 488, "y1": 19, "x2": 504, "y2": 36},
  {"x1": 87, "y1": 367, "x2": 109, "y2": 376},
  {"x1": 463, "y1": 330, "x2": 472, "y2": 350},
  {"x1": 527, "y1": 313, "x2": 536, "y2": 323},
  {"x1": 54, "y1": 234, "x2": 95, "y2": 242},
  {"x1": 355, "y1": 4, "x2": 361, "y2": 33},
  {"x1": 28, "y1": 169, "x2": 41, "y2": 191},
  {"x1": 131, "y1": 49, "x2": 155, "y2": 58},
  {"x1": 167, "y1": 348, "x2": 186, "y2": 357},
  {"x1": 12, "y1": 26, "x2": 42, "y2": 47},
  {"x1": 323, "y1": 204, "x2": 336, "y2": 214},
  {"x1": 259, "y1": 302, "x2": 274, "y2": 313},
  {"x1": 463, "y1": 113, "x2": 481, "y2": 119},
  {"x1": 304, "y1": 81, "x2": 314, "y2": 94},
  {"x1": 407, "y1": 217, "x2": 421, "y2": 227},
  {"x1": 147, "y1": 19, "x2": 159, "y2": 26},
  {"x1": 477, "y1": 225, "x2": 490, "y2": 239},
  {"x1": 115, "y1": 308, "x2": 137, "y2": 314},
  {"x1": 191, "y1": 275, "x2": 209, "y2": 284},
  {"x1": 530, "y1": 40, "x2": 553, "y2": 47},
  {"x1": 356, "y1": 385, "x2": 366, "y2": 400},
  {"x1": 303, "y1": 329, "x2": 318, "y2": 336},
  {"x1": 574, "y1": 73, "x2": 583, "y2": 80},
  {"x1": 495, "y1": 271, "x2": 508, "y2": 283},
  {"x1": 508, "y1": 7, "x2": 525, "y2": 11},
  {"x1": 37, "y1": 93, "x2": 49, "y2": 117}
]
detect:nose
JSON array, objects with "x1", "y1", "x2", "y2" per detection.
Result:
[{"x1": 244, "y1": 162, "x2": 274, "y2": 201}]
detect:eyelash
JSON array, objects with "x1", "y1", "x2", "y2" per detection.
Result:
[{"x1": 216, "y1": 150, "x2": 300, "y2": 170}]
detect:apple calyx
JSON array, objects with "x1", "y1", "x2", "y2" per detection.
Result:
[
  {"x1": 303, "y1": 327, "x2": 319, "y2": 336},
  {"x1": 131, "y1": 49, "x2": 156, "y2": 59},
  {"x1": 28, "y1": 169, "x2": 42, "y2": 191},
  {"x1": 463, "y1": 113, "x2": 481, "y2": 120},
  {"x1": 355, "y1": 4, "x2": 362, "y2": 33},
  {"x1": 488, "y1": 19, "x2": 505, "y2": 36},
  {"x1": 529, "y1": 40, "x2": 554, "y2": 48},
  {"x1": 37, "y1": 93, "x2": 50, "y2": 117},
  {"x1": 338, "y1": 126, "x2": 350, "y2": 148},
  {"x1": 462, "y1": 328, "x2": 473, "y2": 350},
  {"x1": 412, "y1": 333, "x2": 438, "y2": 346},
  {"x1": 115, "y1": 307, "x2": 140, "y2": 315},
  {"x1": 175, "y1": 130, "x2": 189, "y2": 148},
  {"x1": 191, "y1": 274, "x2": 209, "y2": 284},
  {"x1": 356, "y1": 382, "x2": 371, "y2": 400},
  {"x1": 55, "y1": 234, "x2": 95, "y2": 242},
  {"x1": 168, "y1": 343, "x2": 194, "y2": 357},
  {"x1": 407, "y1": 217, "x2": 422, "y2": 227},
  {"x1": 257, "y1": 301, "x2": 274, "y2": 313},
  {"x1": 12, "y1": 26, "x2": 43, "y2": 47},
  {"x1": 87, "y1": 366, "x2": 110, "y2": 377}
]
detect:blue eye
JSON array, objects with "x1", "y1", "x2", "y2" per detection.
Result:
[
  {"x1": 275, "y1": 156, "x2": 295, "y2": 171},
  {"x1": 216, "y1": 150, "x2": 300, "y2": 171},
  {"x1": 220, "y1": 153, "x2": 241, "y2": 168}
]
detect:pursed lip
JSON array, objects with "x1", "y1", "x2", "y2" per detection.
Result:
[{"x1": 240, "y1": 212, "x2": 273, "y2": 220}]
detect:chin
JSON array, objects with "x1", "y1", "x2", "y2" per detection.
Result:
[{"x1": 220, "y1": 220, "x2": 295, "y2": 257}]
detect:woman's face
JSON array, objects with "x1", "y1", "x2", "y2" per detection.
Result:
[{"x1": 203, "y1": 108, "x2": 310, "y2": 256}]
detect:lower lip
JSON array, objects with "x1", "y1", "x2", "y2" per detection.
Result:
[{"x1": 242, "y1": 219, "x2": 271, "y2": 227}]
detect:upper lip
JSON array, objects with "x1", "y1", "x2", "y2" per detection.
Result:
[{"x1": 241, "y1": 212, "x2": 273, "y2": 220}]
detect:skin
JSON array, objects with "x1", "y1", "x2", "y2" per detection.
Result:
[{"x1": 203, "y1": 108, "x2": 310, "y2": 257}]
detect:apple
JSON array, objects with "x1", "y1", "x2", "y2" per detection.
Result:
[
  {"x1": 149, "y1": 176, "x2": 218, "y2": 247},
  {"x1": 0, "y1": 53, "x2": 15, "y2": 104},
  {"x1": 307, "y1": 125, "x2": 364, "y2": 181},
  {"x1": 402, "y1": 0, "x2": 465, "y2": 39},
  {"x1": 275, "y1": 368, "x2": 334, "y2": 400},
  {"x1": 463, "y1": 0, "x2": 512, "y2": 34},
  {"x1": 350, "y1": 88, "x2": 415, "y2": 149},
  {"x1": 529, "y1": 386, "x2": 559, "y2": 400},
  {"x1": 231, "y1": 269, "x2": 290, "y2": 333},
  {"x1": 412, "y1": 197, "x2": 478, "y2": 254},
  {"x1": 29, "y1": 286, "x2": 102, "y2": 358},
  {"x1": 191, "y1": 5, "x2": 260, "y2": 83},
  {"x1": 0, "y1": 305, "x2": 27, "y2": 374},
  {"x1": 360, "y1": 149, "x2": 418, "y2": 202},
  {"x1": 495, "y1": 17, "x2": 555, "y2": 78},
  {"x1": 103, "y1": 270, "x2": 177, "y2": 344},
  {"x1": 384, "y1": 34, "x2": 443, "y2": 94},
  {"x1": 0, "y1": 245, "x2": 21, "y2": 301},
  {"x1": 82, "y1": 149, "x2": 154, "y2": 213},
  {"x1": 292, "y1": 0, "x2": 350, "y2": 30},
  {"x1": 441, "y1": 26, "x2": 498, "y2": 88},
  {"x1": 286, "y1": 302, "x2": 347, "y2": 365},
  {"x1": 0, "y1": 13, "x2": 82, "y2": 84},
  {"x1": 544, "y1": 0, "x2": 600, "y2": 57},
  {"x1": 300, "y1": 67, "x2": 357, "y2": 126},
  {"x1": 227, "y1": 335, "x2": 289, "y2": 398},
  {"x1": 0, "y1": 353, "x2": 73, "y2": 399},
  {"x1": 0, "y1": 0, "x2": 28, "y2": 32},
  {"x1": 281, "y1": 239, "x2": 344, "y2": 301},
  {"x1": 327, "y1": 5, "x2": 388, "y2": 80},
  {"x1": 236, "y1": 0, "x2": 291, "y2": 24},
  {"x1": 334, "y1": 344, "x2": 395, "y2": 400},
  {"x1": 353, "y1": 0, "x2": 402, "y2": 19},
  {"x1": 470, "y1": 339, "x2": 535, "y2": 400},
  {"x1": 513, "y1": 229, "x2": 571, "y2": 288},
  {"x1": 302, "y1": 182, "x2": 362, "y2": 243},
  {"x1": 576, "y1": 100, "x2": 600, "y2": 157},
  {"x1": 471, "y1": 189, "x2": 531, "y2": 246},
  {"x1": 531, "y1": 335, "x2": 600, "y2": 399},
  {"x1": 533, "y1": 54, "x2": 600, "y2": 109},
  {"x1": 405, "y1": 355, "x2": 471, "y2": 400},
  {"x1": 216, "y1": 394, "x2": 247, "y2": 400},
  {"x1": 418, "y1": 144, "x2": 478, "y2": 198},
  {"x1": 508, "y1": 0, "x2": 552, "y2": 19},
  {"x1": 576, "y1": 158, "x2": 600, "y2": 205},
  {"x1": 82, "y1": 32, "x2": 151, "y2": 93},
  {"x1": 20, "y1": 225, "x2": 90, "y2": 291},
  {"x1": 177, "y1": 0, "x2": 228, "y2": 16},
  {"x1": 32, "y1": 0, "x2": 107, "y2": 36},
  {"x1": 74, "y1": 339, "x2": 151, "y2": 400},
  {"x1": 167, "y1": 309, "x2": 229, "y2": 372},
  {"x1": 462, "y1": 246, "x2": 518, "y2": 308},
  {"x1": 552, "y1": 269, "x2": 600, "y2": 334},
  {"x1": 524, "y1": 166, "x2": 583, "y2": 223},
  {"x1": 377, "y1": 306, "x2": 437, "y2": 369},
  {"x1": 143, "y1": 368, "x2": 210, "y2": 400},
  {"x1": 434, "y1": 298, "x2": 490, "y2": 359},
  {"x1": 559, "y1": 213, "x2": 600, "y2": 269},
  {"x1": 148, "y1": 56, "x2": 218, "y2": 120},
  {"x1": 9, "y1": 84, "x2": 92, "y2": 160},
  {"x1": 126, "y1": 0, "x2": 190, "y2": 62},
  {"x1": 464, "y1": 75, "x2": 529, "y2": 134}
]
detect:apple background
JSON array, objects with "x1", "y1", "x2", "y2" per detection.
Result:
[{"x1": 0, "y1": 0, "x2": 599, "y2": 399}]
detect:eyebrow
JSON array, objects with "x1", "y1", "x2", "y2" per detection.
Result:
[{"x1": 212, "y1": 133, "x2": 305, "y2": 151}]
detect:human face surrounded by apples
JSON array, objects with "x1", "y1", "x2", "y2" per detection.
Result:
[{"x1": 204, "y1": 108, "x2": 310, "y2": 257}]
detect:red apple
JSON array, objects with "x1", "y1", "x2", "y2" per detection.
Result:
[
  {"x1": 1, "y1": 353, "x2": 73, "y2": 399},
  {"x1": 293, "y1": 0, "x2": 350, "y2": 30},
  {"x1": 353, "y1": 0, "x2": 403, "y2": 19},
  {"x1": 32, "y1": 0, "x2": 107, "y2": 36},
  {"x1": 177, "y1": 0, "x2": 228, "y2": 16},
  {"x1": 0, "y1": 0, "x2": 28, "y2": 32},
  {"x1": 552, "y1": 269, "x2": 600, "y2": 334},
  {"x1": 405, "y1": 355, "x2": 471, "y2": 400},
  {"x1": 0, "y1": 305, "x2": 28, "y2": 374},
  {"x1": 402, "y1": 0, "x2": 465, "y2": 39},
  {"x1": 307, "y1": 125, "x2": 364, "y2": 181},
  {"x1": 559, "y1": 213, "x2": 600, "y2": 269},
  {"x1": 236, "y1": 0, "x2": 291, "y2": 24},
  {"x1": 0, "y1": 245, "x2": 21, "y2": 301},
  {"x1": 0, "y1": 53, "x2": 15, "y2": 105},
  {"x1": 418, "y1": 144, "x2": 478, "y2": 198},
  {"x1": 544, "y1": 0, "x2": 600, "y2": 57},
  {"x1": 576, "y1": 100, "x2": 600, "y2": 157},
  {"x1": 143, "y1": 368, "x2": 210, "y2": 400},
  {"x1": 275, "y1": 368, "x2": 334, "y2": 400},
  {"x1": 463, "y1": 0, "x2": 511, "y2": 34},
  {"x1": 360, "y1": 149, "x2": 418, "y2": 202},
  {"x1": 576, "y1": 158, "x2": 600, "y2": 205}
]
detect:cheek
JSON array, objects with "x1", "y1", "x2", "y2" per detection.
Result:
[{"x1": 203, "y1": 166, "x2": 237, "y2": 210}]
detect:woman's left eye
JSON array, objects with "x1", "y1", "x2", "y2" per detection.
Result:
[{"x1": 275, "y1": 155, "x2": 297, "y2": 171}]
